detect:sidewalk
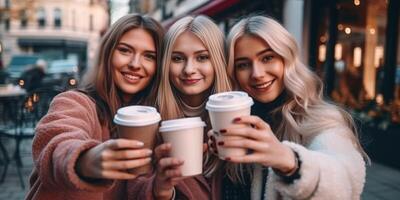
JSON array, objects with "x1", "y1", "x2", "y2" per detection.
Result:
[
  {"x1": 1, "y1": 138, "x2": 400, "y2": 199},
  {"x1": 362, "y1": 163, "x2": 400, "y2": 200}
]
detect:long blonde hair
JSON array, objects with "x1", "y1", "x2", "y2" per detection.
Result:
[
  {"x1": 79, "y1": 14, "x2": 164, "y2": 131},
  {"x1": 226, "y1": 16, "x2": 369, "y2": 182},
  {"x1": 156, "y1": 15, "x2": 231, "y2": 176}
]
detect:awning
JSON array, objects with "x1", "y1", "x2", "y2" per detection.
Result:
[{"x1": 162, "y1": 0, "x2": 241, "y2": 27}]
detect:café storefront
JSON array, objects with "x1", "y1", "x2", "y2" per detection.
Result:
[
  {"x1": 307, "y1": 0, "x2": 400, "y2": 169},
  {"x1": 308, "y1": 0, "x2": 400, "y2": 126}
]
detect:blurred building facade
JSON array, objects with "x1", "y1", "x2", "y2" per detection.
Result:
[
  {"x1": 0, "y1": 0, "x2": 109, "y2": 72},
  {"x1": 129, "y1": 0, "x2": 400, "y2": 126}
]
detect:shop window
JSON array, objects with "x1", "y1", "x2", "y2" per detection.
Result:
[
  {"x1": 37, "y1": 8, "x2": 46, "y2": 27},
  {"x1": 314, "y1": 2, "x2": 330, "y2": 77},
  {"x1": 316, "y1": 0, "x2": 388, "y2": 110},
  {"x1": 4, "y1": 13, "x2": 10, "y2": 31},
  {"x1": 20, "y1": 10, "x2": 28, "y2": 28},
  {"x1": 89, "y1": 14, "x2": 93, "y2": 31},
  {"x1": 54, "y1": 8, "x2": 62, "y2": 28}
]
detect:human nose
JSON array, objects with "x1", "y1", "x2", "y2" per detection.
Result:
[
  {"x1": 128, "y1": 54, "x2": 142, "y2": 69},
  {"x1": 183, "y1": 58, "x2": 196, "y2": 75},
  {"x1": 251, "y1": 62, "x2": 265, "y2": 79}
]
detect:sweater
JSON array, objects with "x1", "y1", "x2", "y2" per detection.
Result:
[
  {"x1": 222, "y1": 94, "x2": 366, "y2": 200},
  {"x1": 253, "y1": 126, "x2": 366, "y2": 200},
  {"x1": 26, "y1": 91, "x2": 125, "y2": 200}
]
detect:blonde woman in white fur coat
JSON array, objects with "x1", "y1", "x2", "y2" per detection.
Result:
[{"x1": 208, "y1": 16, "x2": 368, "y2": 200}]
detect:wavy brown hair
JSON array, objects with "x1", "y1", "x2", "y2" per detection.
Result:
[{"x1": 79, "y1": 14, "x2": 164, "y2": 134}]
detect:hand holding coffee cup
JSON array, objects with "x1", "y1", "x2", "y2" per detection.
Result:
[
  {"x1": 152, "y1": 117, "x2": 205, "y2": 199},
  {"x1": 75, "y1": 139, "x2": 152, "y2": 180},
  {"x1": 213, "y1": 115, "x2": 297, "y2": 174},
  {"x1": 206, "y1": 91, "x2": 254, "y2": 159},
  {"x1": 159, "y1": 117, "x2": 206, "y2": 176},
  {"x1": 113, "y1": 105, "x2": 161, "y2": 175}
]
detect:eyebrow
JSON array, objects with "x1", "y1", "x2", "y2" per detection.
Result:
[
  {"x1": 234, "y1": 48, "x2": 273, "y2": 61},
  {"x1": 172, "y1": 50, "x2": 209, "y2": 54},
  {"x1": 118, "y1": 42, "x2": 156, "y2": 53}
]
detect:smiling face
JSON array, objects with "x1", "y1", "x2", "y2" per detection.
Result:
[
  {"x1": 169, "y1": 31, "x2": 215, "y2": 106},
  {"x1": 234, "y1": 35, "x2": 285, "y2": 103},
  {"x1": 112, "y1": 28, "x2": 157, "y2": 102}
]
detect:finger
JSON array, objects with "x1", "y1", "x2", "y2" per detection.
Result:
[
  {"x1": 110, "y1": 149, "x2": 152, "y2": 160},
  {"x1": 208, "y1": 138, "x2": 216, "y2": 151},
  {"x1": 233, "y1": 115, "x2": 270, "y2": 130},
  {"x1": 221, "y1": 138, "x2": 267, "y2": 152},
  {"x1": 102, "y1": 157, "x2": 151, "y2": 170},
  {"x1": 101, "y1": 170, "x2": 138, "y2": 180},
  {"x1": 158, "y1": 157, "x2": 184, "y2": 172},
  {"x1": 207, "y1": 130, "x2": 216, "y2": 138},
  {"x1": 105, "y1": 139, "x2": 144, "y2": 150},
  {"x1": 154, "y1": 143, "x2": 172, "y2": 161},
  {"x1": 207, "y1": 137, "x2": 218, "y2": 155},
  {"x1": 210, "y1": 135, "x2": 216, "y2": 142},
  {"x1": 210, "y1": 145, "x2": 218, "y2": 156},
  {"x1": 225, "y1": 154, "x2": 264, "y2": 164},
  {"x1": 203, "y1": 143, "x2": 208, "y2": 153},
  {"x1": 164, "y1": 168, "x2": 183, "y2": 179},
  {"x1": 223, "y1": 127, "x2": 270, "y2": 141}
]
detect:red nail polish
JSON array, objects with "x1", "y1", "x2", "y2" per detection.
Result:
[
  {"x1": 225, "y1": 157, "x2": 231, "y2": 161},
  {"x1": 233, "y1": 117, "x2": 241, "y2": 122},
  {"x1": 220, "y1": 129, "x2": 227, "y2": 133},
  {"x1": 217, "y1": 141, "x2": 224, "y2": 146}
]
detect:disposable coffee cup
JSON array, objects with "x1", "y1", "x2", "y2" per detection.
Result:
[
  {"x1": 113, "y1": 105, "x2": 161, "y2": 175},
  {"x1": 159, "y1": 117, "x2": 206, "y2": 177},
  {"x1": 206, "y1": 91, "x2": 254, "y2": 159}
]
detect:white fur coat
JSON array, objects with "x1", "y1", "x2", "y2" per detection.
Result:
[{"x1": 250, "y1": 126, "x2": 366, "y2": 200}]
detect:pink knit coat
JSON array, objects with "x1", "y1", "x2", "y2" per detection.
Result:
[{"x1": 26, "y1": 91, "x2": 217, "y2": 200}]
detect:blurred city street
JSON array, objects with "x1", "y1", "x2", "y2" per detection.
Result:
[{"x1": 0, "y1": 136, "x2": 400, "y2": 199}]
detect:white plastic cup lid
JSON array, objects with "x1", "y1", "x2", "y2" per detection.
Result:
[
  {"x1": 206, "y1": 91, "x2": 254, "y2": 112},
  {"x1": 159, "y1": 117, "x2": 206, "y2": 132},
  {"x1": 113, "y1": 105, "x2": 161, "y2": 126}
]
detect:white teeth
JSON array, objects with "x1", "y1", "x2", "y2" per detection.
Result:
[
  {"x1": 254, "y1": 80, "x2": 273, "y2": 89},
  {"x1": 124, "y1": 73, "x2": 140, "y2": 80}
]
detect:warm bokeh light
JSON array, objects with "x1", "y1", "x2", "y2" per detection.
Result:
[
  {"x1": 369, "y1": 28, "x2": 376, "y2": 35},
  {"x1": 320, "y1": 36, "x2": 327, "y2": 43},
  {"x1": 69, "y1": 78, "x2": 77, "y2": 86},
  {"x1": 318, "y1": 44, "x2": 326, "y2": 62},
  {"x1": 345, "y1": 27, "x2": 352, "y2": 34},
  {"x1": 19, "y1": 79, "x2": 25, "y2": 86},
  {"x1": 353, "y1": 47, "x2": 362, "y2": 67},
  {"x1": 376, "y1": 94, "x2": 384, "y2": 105},
  {"x1": 335, "y1": 43, "x2": 343, "y2": 60}
]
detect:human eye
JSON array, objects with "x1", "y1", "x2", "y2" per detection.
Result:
[
  {"x1": 196, "y1": 54, "x2": 209, "y2": 62},
  {"x1": 117, "y1": 46, "x2": 132, "y2": 55},
  {"x1": 234, "y1": 61, "x2": 251, "y2": 70},
  {"x1": 144, "y1": 53, "x2": 156, "y2": 61},
  {"x1": 261, "y1": 55, "x2": 275, "y2": 63},
  {"x1": 171, "y1": 54, "x2": 185, "y2": 63}
]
